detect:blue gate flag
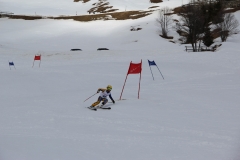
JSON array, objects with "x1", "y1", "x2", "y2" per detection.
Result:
[
  {"x1": 9, "y1": 61, "x2": 16, "y2": 70},
  {"x1": 148, "y1": 60, "x2": 156, "y2": 66},
  {"x1": 147, "y1": 59, "x2": 164, "y2": 80}
]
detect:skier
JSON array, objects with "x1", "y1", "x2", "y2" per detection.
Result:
[{"x1": 89, "y1": 85, "x2": 115, "y2": 110}]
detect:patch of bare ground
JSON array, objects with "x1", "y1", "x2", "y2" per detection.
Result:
[
  {"x1": 169, "y1": 40, "x2": 175, "y2": 43},
  {"x1": 74, "y1": 0, "x2": 90, "y2": 3},
  {"x1": 150, "y1": 0, "x2": 162, "y2": 3},
  {"x1": 160, "y1": 35, "x2": 173, "y2": 39},
  {"x1": 4, "y1": 10, "x2": 155, "y2": 21},
  {"x1": 172, "y1": 6, "x2": 184, "y2": 14},
  {"x1": 8, "y1": 15, "x2": 43, "y2": 20},
  {"x1": 54, "y1": 10, "x2": 153, "y2": 21},
  {"x1": 148, "y1": 6, "x2": 159, "y2": 9},
  {"x1": 87, "y1": 0, "x2": 119, "y2": 14},
  {"x1": 211, "y1": 28, "x2": 221, "y2": 39}
]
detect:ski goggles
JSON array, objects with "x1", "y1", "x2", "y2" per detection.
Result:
[{"x1": 107, "y1": 87, "x2": 112, "y2": 91}]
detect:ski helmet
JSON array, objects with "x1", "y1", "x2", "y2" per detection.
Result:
[{"x1": 107, "y1": 85, "x2": 112, "y2": 90}]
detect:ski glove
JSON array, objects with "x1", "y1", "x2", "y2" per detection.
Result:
[{"x1": 112, "y1": 100, "x2": 115, "y2": 104}]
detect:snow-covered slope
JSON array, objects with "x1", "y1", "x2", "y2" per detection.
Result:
[{"x1": 1, "y1": 0, "x2": 240, "y2": 160}]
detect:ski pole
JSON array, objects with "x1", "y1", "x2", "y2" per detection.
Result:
[{"x1": 83, "y1": 92, "x2": 98, "y2": 102}]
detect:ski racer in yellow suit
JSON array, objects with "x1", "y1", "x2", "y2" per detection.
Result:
[{"x1": 89, "y1": 85, "x2": 115, "y2": 109}]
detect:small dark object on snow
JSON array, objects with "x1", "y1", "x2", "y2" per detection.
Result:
[
  {"x1": 71, "y1": 49, "x2": 82, "y2": 51},
  {"x1": 97, "y1": 48, "x2": 109, "y2": 51}
]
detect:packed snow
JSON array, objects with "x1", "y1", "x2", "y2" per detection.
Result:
[{"x1": 1, "y1": 0, "x2": 240, "y2": 160}]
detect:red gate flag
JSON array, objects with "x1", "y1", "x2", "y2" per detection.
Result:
[
  {"x1": 34, "y1": 55, "x2": 41, "y2": 60},
  {"x1": 32, "y1": 54, "x2": 41, "y2": 68},
  {"x1": 127, "y1": 62, "x2": 142, "y2": 74},
  {"x1": 120, "y1": 60, "x2": 142, "y2": 100}
]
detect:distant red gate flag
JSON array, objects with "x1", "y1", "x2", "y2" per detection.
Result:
[
  {"x1": 32, "y1": 54, "x2": 41, "y2": 68},
  {"x1": 127, "y1": 62, "x2": 142, "y2": 74},
  {"x1": 34, "y1": 55, "x2": 41, "y2": 60},
  {"x1": 120, "y1": 60, "x2": 142, "y2": 100}
]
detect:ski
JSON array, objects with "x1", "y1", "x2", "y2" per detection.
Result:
[
  {"x1": 86, "y1": 105, "x2": 111, "y2": 111},
  {"x1": 99, "y1": 107, "x2": 111, "y2": 110},
  {"x1": 96, "y1": 105, "x2": 111, "y2": 110},
  {"x1": 87, "y1": 106, "x2": 97, "y2": 111}
]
